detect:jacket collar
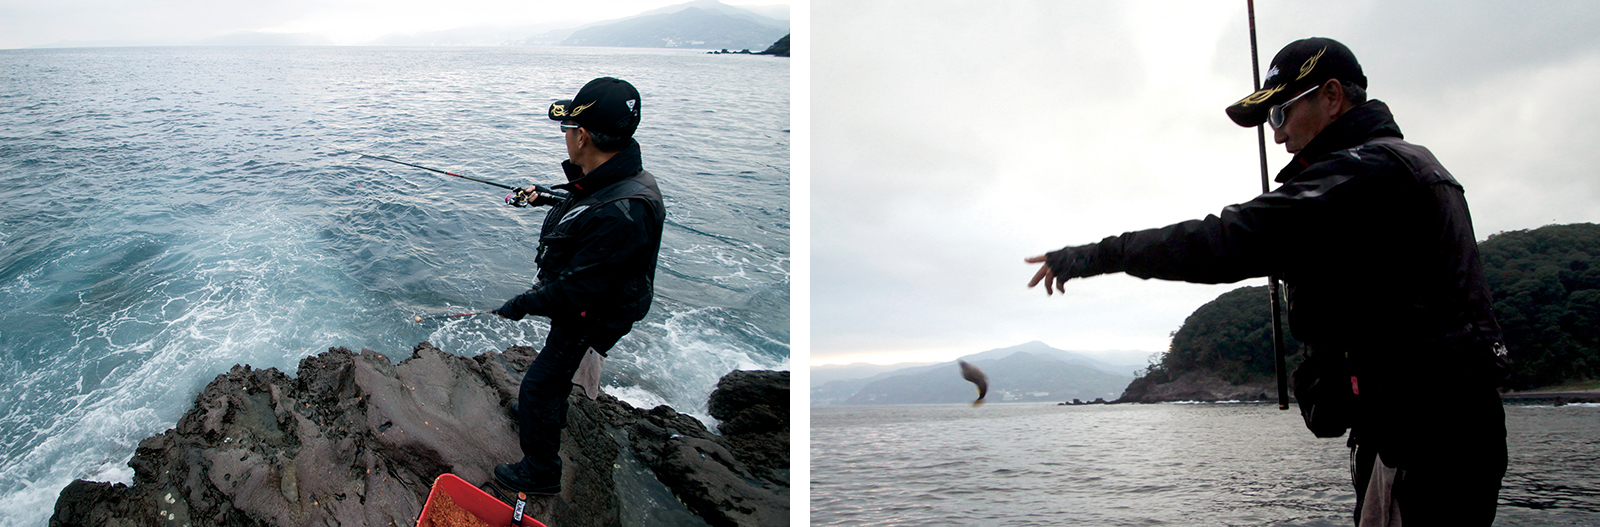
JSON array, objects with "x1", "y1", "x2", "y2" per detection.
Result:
[
  {"x1": 1275, "y1": 100, "x2": 1404, "y2": 183},
  {"x1": 554, "y1": 140, "x2": 643, "y2": 199}
]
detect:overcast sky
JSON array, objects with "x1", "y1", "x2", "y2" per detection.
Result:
[
  {"x1": 0, "y1": 0, "x2": 789, "y2": 48},
  {"x1": 812, "y1": 0, "x2": 1600, "y2": 366}
]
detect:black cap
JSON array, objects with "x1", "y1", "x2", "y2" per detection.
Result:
[
  {"x1": 548, "y1": 77, "x2": 641, "y2": 137},
  {"x1": 1226, "y1": 37, "x2": 1367, "y2": 127}
]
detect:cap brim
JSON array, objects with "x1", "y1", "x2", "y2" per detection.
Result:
[
  {"x1": 1225, "y1": 84, "x2": 1290, "y2": 128},
  {"x1": 548, "y1": 99, "x2": 575, "y2": 121}
]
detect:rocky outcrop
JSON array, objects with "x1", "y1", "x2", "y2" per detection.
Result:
[
  {"x1": 620, "y1": 370, "x2": 790, "y2": 526},
  {"x1": 1117, "y1": 369, "x2": 1277, "y2": 403},
  {"x1": 51, "y1": 343, "x2": 789, "y2": 527},
  {"x1": 755, "y1": 35, "x2": 790, "y2": 57},
  {"x1": 707, "y1": 371, "x2": 788, "y2": 484}
]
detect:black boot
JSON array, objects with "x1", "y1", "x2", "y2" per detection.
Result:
[{"x1": 494, "y1": 460, "x2": 560, "y2": 496}]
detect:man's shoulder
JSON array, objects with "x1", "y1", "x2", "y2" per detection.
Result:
[
  {"x1": 1292, "y1": 138, "x2": 1462, "y2": 195},
  {"x1": 1298, "y1": 140, "x2": 1404, "y2": 179},
  {"x1": 561, "y1": 196, "x2": 657, "y2": 236},
  {"x1": 587, "y1": 169, "x2": 660, "y2": 199},
  {"x1": 598, "y1": 170, "x2": 664, "y2": 219},
  {"x1": 1303, "y1": 134, "x2": 1438, "y2": 174},
  {"x1": 1351, "y1": 137, "x2": 1460, "y2": 188}
]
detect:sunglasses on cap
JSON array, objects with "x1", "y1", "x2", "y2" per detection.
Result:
[{"x1": 1267, "y1": 85, "x2": 1320, "y2": 129}]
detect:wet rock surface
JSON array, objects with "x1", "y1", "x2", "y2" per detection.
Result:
[
  {"x1": 706, "y1": 370, "x2": 789, "y2": 485},
  {"x1": 619, "y1": 370, "x2": 790, "y2": 527},
  {"x1": 50, "y1": 343, "x2": 789, "y2": 527}
]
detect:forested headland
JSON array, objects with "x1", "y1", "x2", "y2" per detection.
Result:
[{"x1": 1127, "y1": 223, "x2": 1600, "y2": 396}]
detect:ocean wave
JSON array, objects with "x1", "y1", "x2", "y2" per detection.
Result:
[{"x1": 0, "y1": 46, "x2": 787, "y2": 527}]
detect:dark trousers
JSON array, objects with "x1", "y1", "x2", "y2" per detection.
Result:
[
  {"x1": 516, "y1": 320, "x2": 629, "y2": 479},
  {"x1": 1350, "y1": 397, "x2": 1507, "y2": 526}
]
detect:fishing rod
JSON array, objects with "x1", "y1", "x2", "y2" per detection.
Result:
[
  {"x1": 413, "y1": 311, "x2": 495, "y2": 323},
  {"x1": 1246, "y1": 0, "x2": 1292, "y2": 411},
  {"x1": 332, "y1": 148, "x2": 568, "y2": 205}
]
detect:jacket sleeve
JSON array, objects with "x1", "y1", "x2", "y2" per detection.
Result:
[
  {"x1": 1061, "y1": 151, "x2": 1398, "y2": 284},
  {"x1": 496, "y1": 200, "x2": 651, "y2": 320}
]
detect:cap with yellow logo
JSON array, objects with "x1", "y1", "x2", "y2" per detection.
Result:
[
  {"x1": 1226, "y1": 37, "x2": 1366, "y2": 128},
  {"x1": 548, "y1": 77, "x2": 642, "y2": 137}
]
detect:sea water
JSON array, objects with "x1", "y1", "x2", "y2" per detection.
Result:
[
  {"x1": 0, "y1": 46, "x2": 789, "y2": 524},
  {"x1": 811, "y1": 403, "x2": 1600, "y2": 526}
]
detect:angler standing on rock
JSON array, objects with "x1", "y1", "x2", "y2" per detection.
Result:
[
  {"x1": 1026, "y1": 38, "x2": 1508, "y2": 525},
  {"x1": 492, "y1": 77, "x2": 666, "y2": 496}
]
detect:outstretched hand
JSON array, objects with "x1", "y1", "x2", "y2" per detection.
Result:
[{"x1": 1025, "y1": 254, "x2": 1068, "y2": 295}]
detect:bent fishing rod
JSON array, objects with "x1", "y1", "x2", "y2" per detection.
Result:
[
  {"x1": 332, "y1": 148, "x2": 568, "y2": 206},
  {"x1": 1246, "y1": 0, "x2": 1292, "y2": 411},
  {"x1": 414, "y1": 311, "x2": 494, "y2": 323}
]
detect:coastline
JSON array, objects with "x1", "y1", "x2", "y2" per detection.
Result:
[
  {"x1": 50, "y1": 343, "x2": 790, "y2": 527},
  {"x1": 1116, "y1": 369, "x2": 1600, "y2": 405}
]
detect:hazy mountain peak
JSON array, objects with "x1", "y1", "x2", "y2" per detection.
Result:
[
  {"x1": 560, "y1": 0, "x2": 788, "y2": 49},
  {"x1": 812, "y1": 341, "x2": 1140, "y2": 406}
]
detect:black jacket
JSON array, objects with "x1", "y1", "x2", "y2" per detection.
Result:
[
  {"x1": 1053, "y1": 101, "x2": 1508, "y2": 461},
  {"x1": 1053, "y1": 100, "x2": 1502, "y2": 364},
  {"x1": 496, "y1": 141, "x2": 665, "y2": 325}
]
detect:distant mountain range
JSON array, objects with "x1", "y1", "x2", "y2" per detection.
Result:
[
  {"x1": 33, "y1": 0, "x2": 788, "y2": 51},
  {"x1": 811, "y1": 342, "x2": 1146, "y2": 406},
  {"x1": 560, "y1": 0, "x2": 788, "y2": 50},
  {"x1": 389, "y1": 1, "x2": 788, "y2": 49}
]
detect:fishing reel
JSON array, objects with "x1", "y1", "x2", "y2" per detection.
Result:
[{"x1": 506, "y1": 185, "x2": 568, "y2": 207}]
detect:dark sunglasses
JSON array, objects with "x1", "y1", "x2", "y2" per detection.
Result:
[{"x1": 1268, "y1": 85, "x2": 1320, "y2": 129}]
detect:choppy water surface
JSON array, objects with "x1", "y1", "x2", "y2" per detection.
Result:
[
  {"x1": 0, "y1": 46, "x2": 788, "y2": 524},
  {"x1": 811, "y1": 403, "x2": 1600, "y2": 526}
]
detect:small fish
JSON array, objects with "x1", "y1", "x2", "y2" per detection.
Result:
[{"x1": 959, "y1": 360, "x2": 988, "y2": 407}]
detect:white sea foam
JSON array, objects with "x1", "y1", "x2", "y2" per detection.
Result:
[
  {"x1": 0, "y1": 206, "x2": 378, "y2": 524},
  {"x1": 0, "y1": 46, "x2": 788, "y2": 527},
  {"x1": 607, "y1": 384, "x2": 720, "y2": 429}
]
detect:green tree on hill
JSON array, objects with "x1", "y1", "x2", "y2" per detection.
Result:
[
  {"x1": 1140, "y1": 285, "x2": 1298, "y2": 386},
  {"x1": 1480, "y1": 223, "x2": 1600, "y2": 387},
  {"x1": 757, "y1": 34, "x2": 790, "y2": 57}
]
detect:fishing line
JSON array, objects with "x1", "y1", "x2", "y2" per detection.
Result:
[
  {"x1": 328, "y1": 146, "x2": 553, "y2": 323},
  {"x1": 330, "y1": 148, "x2": 568, "y2": 205}
]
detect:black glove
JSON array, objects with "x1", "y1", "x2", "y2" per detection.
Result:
[
  {"x1": 529, "y1": 187, "x2": 563, "y2": 206},
  {"x1": 493, "y1": 306, "x2": 525, "y2": 321},
  {"x1": 505, "y1": 186, "x2": 566, "y2": 208},
  {"x1": 1045, "y1": 245, "x2": 1095, "y2": 280}
]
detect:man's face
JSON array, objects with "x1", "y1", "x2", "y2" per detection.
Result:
[
  {"x1": 1272, "y1": 82, "x2": 1335, "y2": 154},
  {"x1": 562, "y1": 120, "x2": 581, "y2": 160}
]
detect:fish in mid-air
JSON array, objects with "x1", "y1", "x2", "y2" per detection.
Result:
[{"x1": 958, "y1": 360, "x2": 988, "y2": 407}]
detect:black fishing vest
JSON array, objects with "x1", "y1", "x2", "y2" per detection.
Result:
[{"x1": 535, "y1": 169, "x2": 665, "y2": 322}]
